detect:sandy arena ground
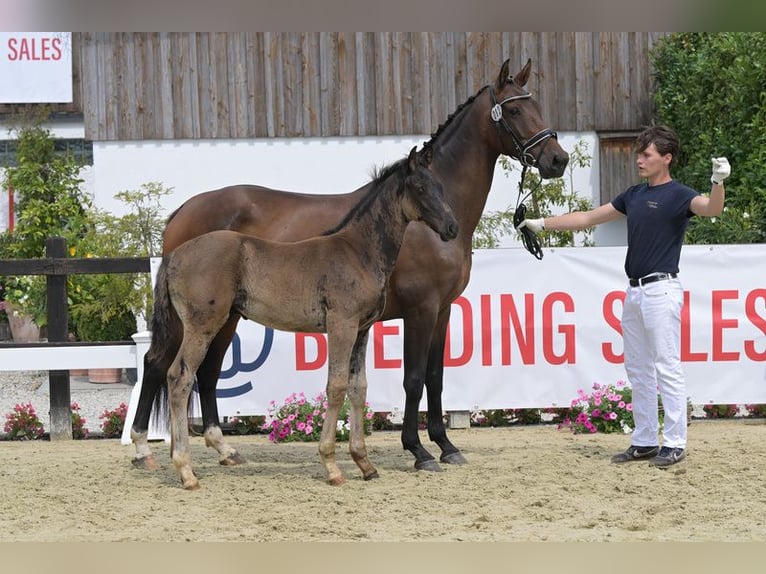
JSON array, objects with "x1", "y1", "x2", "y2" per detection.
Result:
[{"x1": 1, "y1": 419, "x2": 764, "y2": 543}]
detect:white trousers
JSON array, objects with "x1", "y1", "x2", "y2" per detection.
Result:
[{"x1": 621, "y1": 277, "x2": 686, "y2": 449}]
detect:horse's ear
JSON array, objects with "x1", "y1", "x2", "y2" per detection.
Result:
[
  {"x1": 514, "y1": 58, "x2": 532, "y2": 87},
  {"x1": 407, "y1": 146, "x2": 418, "y2": 171},
  {"x1": 496, "y1": 58, "x2": 512, "y2": 89}
]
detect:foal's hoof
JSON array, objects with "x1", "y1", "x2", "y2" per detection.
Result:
[
  {"x1": 414, "y1": 459, "x2": 443, "y2": 472},
  {"x1": 440, "y1": 451, "x2": 468, "y2": 465},
  {"x1": 363, "y1": 469, "x2": 380, "y2": 481},
  {"x1": 220, "y1": 452, "x2": 247, "y2": 466},
  {"x1": 131, "y1": 455, "x2": 160, "y2": 471},
  {"x1": 328, "y1": 475, "x2": 347, "y2": 486},
  {"x1": 183, "y1": 480, "x2": 201, "y2": 491}
]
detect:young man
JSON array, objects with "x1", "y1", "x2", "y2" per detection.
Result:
[{"x1": 517, "y1": 125, "x2": 730, "y2": 467}]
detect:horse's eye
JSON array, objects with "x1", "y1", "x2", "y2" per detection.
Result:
[{"x1": 508, "y1": 107, "x2": 521, "y2": 117}]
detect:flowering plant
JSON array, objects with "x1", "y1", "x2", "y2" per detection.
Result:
[
  {"x1": 3, "y1": 402, "x2": 45, "y2": 440},
  {"x1": 262, "y1": 391, "x2": 374, "y2": 443},
  {"x1": 99, "y1": 402, "x2": 128, "y2": 438},
  {"x1": 559, "y1": 381, "x2": 636, "y2": 434},
  {"x1": 71, "y1": 402, "x2": 89, "y2": 439},
  {"x1": 702, "y1": 403, "x2": 739, "y2": 419},
  {"x1": 228, "y1": 415, "x2": 266, "y2": 435},
  {"x1": 745, "y1": 404, "x2": 766, "y2": 418}
]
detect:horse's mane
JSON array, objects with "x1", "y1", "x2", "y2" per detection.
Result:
[
  {"x1": 420, "y1": 84, "x2": 490, "y2": 156},
  {"x1": 320, "y1": 157, "x2": 408, "y2": 236}
]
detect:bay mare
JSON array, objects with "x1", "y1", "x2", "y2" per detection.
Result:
[
  {"x1": 131, "y1": 58, "x2": 569, "y2": 474},
  {"x1": 147, "y1": 148, "x2": 458, "y2": 489}
]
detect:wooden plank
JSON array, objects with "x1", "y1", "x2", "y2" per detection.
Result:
[
  {"x1": 336, "y1": 32, "x2": 356, "y2": 135},
  {"x1": 80, "y1": 33, "x2": 100, "y2": 140},
  {"x1": 246, "y1": 32, "x2": 263, "y2": 137},
  {"x1": 263, "y1": 32, "x2": 275, "y2": 137},
  {"x1": 157, "y1": 32, "x2": 174, "y2": 139},
  {"x1": 0, "y1": 257, "x2": 150, "y2": 275},
  {"x1": 374, "y1": 33, "x2": 390, "y2": 135},
  {"x1": 319, "y1": 33, "x2": 337, "y2": 135},
  {"x1": 356, "y1": 32, "x2": 372, "y2": 135},
  {"x1": 574, "y1": 32, "x2": 595, "y2": 132},
  {"x1": 230, "y1": 33, "x2": 248, "y2": 138}
]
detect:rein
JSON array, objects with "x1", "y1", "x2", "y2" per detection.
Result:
[
  {"x1": 488, "y1": 84, "x2": 549, "y2": 260},
  {"x1": 513, "y1": 165, "x2": 544, "y2": 260}
]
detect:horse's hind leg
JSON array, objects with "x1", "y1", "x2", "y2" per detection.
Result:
[
  {"x1": 346, "y1": 330, "x2": 378, "y2": 480},
  {"x1": 197, "y1": 316, "x2": 247, "y2": 466},
  {"x1": 131, "y1": 353, "x2": 169, "y2": 470},
  {"x1": 167, "y1": 333, "x2": 213, "y2": 490}
]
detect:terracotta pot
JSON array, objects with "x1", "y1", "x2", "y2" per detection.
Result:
[
  {"x1": 69, "y1": 368, "x2": 89, "y2": 377},
  {"x1": 88, "y1": 368, "x2": 123, "y2": 384}
]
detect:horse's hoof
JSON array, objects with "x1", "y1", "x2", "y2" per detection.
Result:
[
  {"x1": 440, "y1": 451, "x2": 468, "y2": 465},
  {"x1": 363, "y1": 469, "x2": 380, "y2": 481},
  {"x1": 131, "y1": 455, "x2": 160, "y2": 471},
  {"x1": 183, "y1": 481, "x2": 201, "y2": 491},
  {"x1": 414, "y1": 459, "x2": 443, "y2": 472},
  {"x1": 219, "y1": 452, "x2": 247, "y2": 466},
  {"x1": 328, "y1": 475, "x2": 347, "y2": 486}
]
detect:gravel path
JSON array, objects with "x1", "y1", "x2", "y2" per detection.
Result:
[{"x1": 0, "y1": 370, "x2": 134, "y2": 438}]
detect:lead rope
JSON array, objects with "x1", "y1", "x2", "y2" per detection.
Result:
[{"x1": 513, "y1": 165, "x2": 544, "y2": 260}]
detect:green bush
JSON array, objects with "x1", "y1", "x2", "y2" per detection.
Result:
[{"x1": 651, "y1": 32, "x2": 766, "y2": 244}]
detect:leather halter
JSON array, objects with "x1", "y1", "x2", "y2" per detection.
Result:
[{"x1": 488, "y1": 85, "x2": 558, "y2": 168}]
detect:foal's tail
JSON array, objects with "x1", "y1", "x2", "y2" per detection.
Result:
[{"x1": 146, "y1": 257, "x2": 182, "y2": 430}]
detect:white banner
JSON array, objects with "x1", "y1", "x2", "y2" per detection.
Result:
[
  {"x1": 0, "y1": 32, "x2": 73, "y2": 103},
  {"x1": 149, "y1": 244, "x2": 766, "y2": 416}
]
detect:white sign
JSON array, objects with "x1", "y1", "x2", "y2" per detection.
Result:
[
  {"x1": 142, "y1": 244, "x2": 766, "y2": 418},
  {"x1": 0, "y1": 32, "x2": 73, "y2": 103}
]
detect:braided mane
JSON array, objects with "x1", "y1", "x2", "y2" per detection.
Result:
[{"x1": 421, "y1": 85, "x2": 490, "y2": 155}]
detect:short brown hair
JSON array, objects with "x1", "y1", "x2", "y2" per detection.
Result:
[{"x1": 635, "y1": 125, "x2": 679, "y2": 167}]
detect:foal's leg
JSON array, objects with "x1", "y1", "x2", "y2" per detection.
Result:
[
  {"x1": 197, "y1": 316, "x2": 247, "y2": 465},
  {"x1": 167, "y1": 333, "x2": 215, "y2": 490},
  {"x1": 318, "y1": 322, "x2": 356, "y2": 486},
  {"x1": 425, "y1": 308, "x2": 466, "y2": 465},
  {"x1": 346, "y1": 330, "x2": 378, "y2": 480}
]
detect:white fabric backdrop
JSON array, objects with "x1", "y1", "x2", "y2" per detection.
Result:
[{"x1": 148, "y1": 244, "x2": 766, "y2": 416}]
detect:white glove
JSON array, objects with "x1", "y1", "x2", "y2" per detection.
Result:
[
  {"x1": 711, "y1": 157, "x2": 731, "y2": 185},
  {"x1": 517, "y1": 218, "x2": 545, "y2": 233}
]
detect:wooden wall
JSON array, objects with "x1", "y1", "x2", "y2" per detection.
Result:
[{"x1": 0, "y1": 32, "x2": 670, "y2": 142}]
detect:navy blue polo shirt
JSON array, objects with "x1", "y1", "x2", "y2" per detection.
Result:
[{"x1": 611, "y1": 180, "x2": 699, "y2": 279}]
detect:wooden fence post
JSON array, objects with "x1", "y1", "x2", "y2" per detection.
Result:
[{"x1": 46, "y1": 237, "x2": 72, "y2": 440}]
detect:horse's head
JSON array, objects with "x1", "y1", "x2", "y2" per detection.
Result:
[
  {"x1": 402, "y1": 147, "x2": 459, "y2": 242},
  {"x1": 489, "y1": 58, "x2": 569, "y2": 178}
]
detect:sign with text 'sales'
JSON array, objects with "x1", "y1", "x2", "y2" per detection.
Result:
[{"x1": 0, "y1": 32, "x2": 73, "y2": 103}]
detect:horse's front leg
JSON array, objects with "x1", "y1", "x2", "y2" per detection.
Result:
[
  {"x1": 318, "y1": 322, "x2": 356, "y2": 486},
  {"x1": 401, "y1": 309, "x2": 441, "y2": 471},
  {"x1": 346, "y1": 330, "x2": 378, "y2": 480},
  {"x1": 426, "y1": 308, "x2": 467, "y2": 465},
  {"x1": 197, "y1": 317, "x2": 247, "y2": 466}
]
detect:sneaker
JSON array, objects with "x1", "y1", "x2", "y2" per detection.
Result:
[
  {"x1": 611, "y1": 445, "x2": 660, "y2": 463},
  {"x1": 649, "y1": 446, "x2": 686, "y2": 467}
]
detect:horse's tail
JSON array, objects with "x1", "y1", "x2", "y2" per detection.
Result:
[{"x1": 147, "y1": 256, "x2": 181, "y2": 431}]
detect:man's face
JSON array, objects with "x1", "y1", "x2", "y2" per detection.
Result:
[{"x1": 636, "y1": 143, "x2": 672, "y2": 180}]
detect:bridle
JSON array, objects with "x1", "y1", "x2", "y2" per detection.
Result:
[
  {"x1": 488, "y1": 83, "x2": 554, "y2": 260},
  {"x1": 488, "y1": 85, "x2": 558, "y2": 168}
]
